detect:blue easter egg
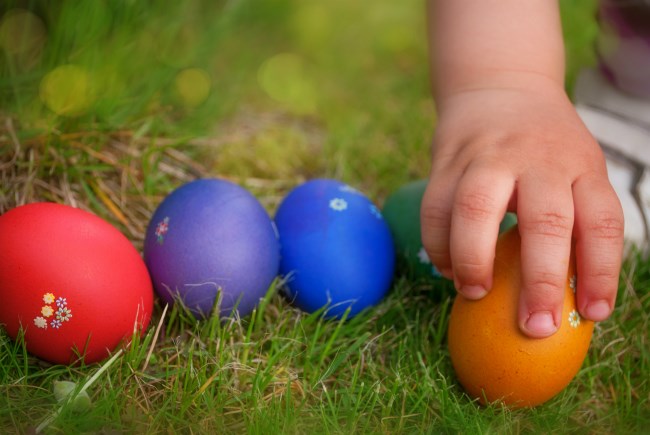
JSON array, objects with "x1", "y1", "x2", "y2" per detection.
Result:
[
  {"x1": 275, "y1": 179, "x2": 395, "y2": 318},
  {"x1": 143, "y1": 178, "x2": 280, "y2": 318}
]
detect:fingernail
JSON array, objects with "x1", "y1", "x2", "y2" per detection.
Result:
[
  {"x1": 523, "y1": 311, "x2": 557, "y2": 337},
  {"x1": 583, "y1": 300, "x2": 611, "y2": 321},
  {"x1": 460, "y1": 285, "x2": 487, "y2": 300}
]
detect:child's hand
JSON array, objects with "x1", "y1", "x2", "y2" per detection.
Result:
[{"x1": 421, "y1": 79, "x2": 624, "y2": 338}]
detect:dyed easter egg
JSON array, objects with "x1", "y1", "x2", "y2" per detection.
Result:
[
  {"x1": 143, "y1": 178, "x2": 280, "y2": 319},
  {"x1": 499, "y1": 212, "x2": 518, "y2": 234},
  {"x1": 382, "y1": 180, "x2": 439, "y2": 280},
  {"x1": 383, "y1": 179, "x2": 517, "y2": 279},
  {"x1": 275, "y1": 179, "x2": 395, "y2": 318},
  {"x1": 447, "y1": 225, "x2": 594, "y2": 407},
  {"x1": 0, "y1": 203, "x2": 153, "y2": 365}
]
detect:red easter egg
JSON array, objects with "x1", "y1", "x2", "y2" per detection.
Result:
[{"x1": 0, "y1": 203, "x2": 153, "y2": 364}]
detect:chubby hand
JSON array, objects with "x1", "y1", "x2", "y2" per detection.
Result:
[{"x1": 421, "y1": 80, "x2": 624, "y2": 338}]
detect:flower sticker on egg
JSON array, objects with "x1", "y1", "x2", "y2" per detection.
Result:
[
  {"x1": 34, "y1": 317, "x2": 47, "y2": 329},
  {"x1": 339, "y1": 185, "x2": 362, "y2": 195},
  {"x1": 155, "y1": 217, "x2": 170, "y2": 244},
  {"x1": 41, "y1": 306, "x2": 54, "y2": 317},
  {"x1": 569, "y1": 275, "x2": 577, "y2": 293},
  {"x1": 417, "y1": 246, "x2": 430, "y2": 264},
  {"x1": 568, "y1": 310, "x2": 580, "y2": 328},
  {"x1": 416, "y1": 247, "x2": 442, "y2": 277},
  {"x1": 329, "y1": 198, "x2": 348, "y2": 212},
  {"x1": 56, "y1": 307, "x2": 72, "y2": 322},
  {"x1": 271, "y1": 221, "x2": 280, "y2": 240},
  {"x1": 369, "y1": 204, "x2": 382, "y2": 219},
  {"x1": 34, "y1": 292, "x2": 72, "y2": 332}
]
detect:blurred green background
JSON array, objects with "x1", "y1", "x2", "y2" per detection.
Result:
[{"x1": 0, "y1": 0, "x2": 600, "y2": 201}]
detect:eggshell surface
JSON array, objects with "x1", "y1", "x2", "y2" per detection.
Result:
[
  {"x1": 382, "y1": 179, "x2": 518, "y2": 281},
  {"x1": 382, "y1": 179, "x2": 441, "y2": 280},
  {"x1": 447, "y1": 225, "x2": 594, "y2": 407},
  {"x1": 275, "y1": 179, "x2": 395, "y2": 318},
  {"x1": 143, "y1": 178, "x2": 280, "y2": 318},
  {"x1": 0, "y1": 203, "x2": 153, "y2": 365}
]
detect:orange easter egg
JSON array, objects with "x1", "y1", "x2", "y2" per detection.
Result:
[{"x1": 447, "y1": 225, "x2": 593, "y2": 407}]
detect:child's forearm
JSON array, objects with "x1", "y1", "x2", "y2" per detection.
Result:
[{"x1": 428, "y1": 0, "x2": 566, "y2": 101}]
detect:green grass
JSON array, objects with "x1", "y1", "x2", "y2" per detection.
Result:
[{"x1": 1, "y1": 0, "x2": 649, "y2": 433}]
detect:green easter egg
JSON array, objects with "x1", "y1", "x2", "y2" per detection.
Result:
[
  {"x1": 382, "y1": 180, "x2": 437, "y2": 280},
  {"x1": 382, "y1": 179, "x2": 518, "y2": 280},
  {"x1": 499, "y1": 212, "x2": 518, "y2": 233}
]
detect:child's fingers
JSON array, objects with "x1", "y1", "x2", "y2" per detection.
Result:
[
  {"x1": 449, "y1": 162, "x2": 513, "y2": 299},
  {"x1": 421, "y1": 171, "x2": 458, "y2": 279},
  {"x1": 517, "y1": 174, "x2": 574, "y2": 338},
  {"x1": 573, "y1": 174, "x2": 624, "y2": 321}
]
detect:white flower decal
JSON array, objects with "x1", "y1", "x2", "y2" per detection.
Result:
[
  {"x1": 568, "y1": 310, "x2": 580, "y2": 328},
  {"x1": 417, "y1": 247, "x2": 431, "y2": 264},
  {"x1": 369, "y1": 204, "x2": 382, "y2": 219},
  {"x1": 50, "y1": 319, "x2": 62, "y2": 329},
  {"x1": 329, "y1": 198, "x2": 348, "y2": 211},
  {"x1": 56, "y1": 307, "x2": 72, "y2": 322},
  {"x1": 34, "y1": 317, "x2": 47, "y2": 329},
  {"x1": 155, "y1": 216, "x2": 170, "y2": 244},
  {"x1": 339, "y1": 185, "x2": 361, "y2": 195},
  {"x1": 569, "y1": 275, "x2": 577, "y2": 293}
]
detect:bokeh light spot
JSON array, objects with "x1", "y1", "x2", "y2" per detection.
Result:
[
  {"x1": 258, "y1": 53, "x2": 317, "y2": 114},
  {"x1": 0, "y1": 9, "x2": 46, "y2": 69},
  {"x1": 40, "y1": 65, "x2": 94, "y2": 116},
  {"x1": 174, "y1": 68, "x2": 211, "y2": 108}
]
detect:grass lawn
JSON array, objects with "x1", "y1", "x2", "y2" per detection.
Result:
[{"x1": 1, "y1": 0, "x2": 649, "y2": 433}]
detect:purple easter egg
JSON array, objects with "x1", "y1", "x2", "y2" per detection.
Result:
[{"x1": 143, "y1": 178, "x2": 280, "y2": 318}]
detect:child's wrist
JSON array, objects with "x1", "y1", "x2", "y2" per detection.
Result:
[{"x1": 434, "y1": 69, "x2": 567, "y2": 109}]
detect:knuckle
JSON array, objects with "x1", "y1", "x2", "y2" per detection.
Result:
[
  {"x1": 591, "y1": 269, "x2": 620, "y2": 286},
  {"x1": 453, "y1": 254, "x2": 489, "y2": 278},
  {"x1": 421, "y1": 202, "x2": 449, "y2": 229},
  {"x1": 583, "y1": 266, "x2": 620, "y2": 289},
  {"x1": 521, "y1": 212, "x2": 573, "y2": 239},
  {"x1": 454, "y1": 190, "x2": 496, "y2": 223},
  {"x1": 588, "y1": 211, "x2": 625, "y2": 241},
  {"x1": 526, "y1": 271, "x2": 566, "y2": 300}
]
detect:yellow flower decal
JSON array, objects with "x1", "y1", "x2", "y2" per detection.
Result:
[
  {"x1": 41, "y1": 306, "x2": 54, "y2": 317},
  {"x1": 43, "y1": 293, "x2": 55, "y2": 304}
]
